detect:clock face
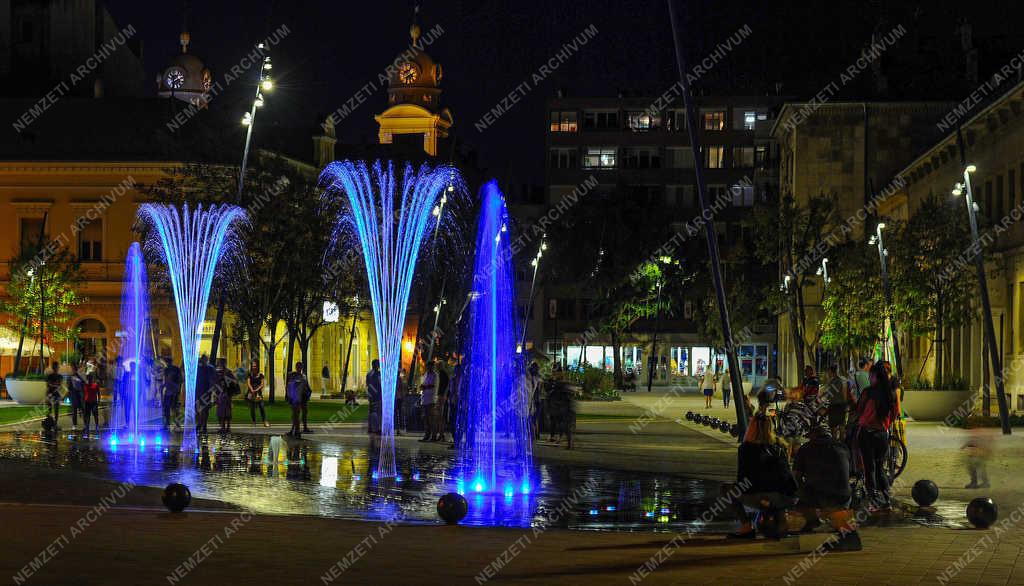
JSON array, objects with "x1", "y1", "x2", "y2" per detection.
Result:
[
  {"x1": 398, "y1": 62, "x2": 418, "y2": 84},
  {"x1": 201, "y1": 70, "x2": 212, "y2": 92},
  {"x1": 165, "y1": 67, "x2": 186, "y2": 90}
]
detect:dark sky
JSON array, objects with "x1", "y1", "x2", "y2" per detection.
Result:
[{"x1": 102, "y1": 0, "x2": 1024, "y2": 182}]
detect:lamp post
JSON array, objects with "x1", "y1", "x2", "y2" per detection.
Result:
[
  {"x1": 645, "y1": 256, "x2": 670, "y2": 393},
  {"x1": 518, "y1": 235, "x2": 546, "y2": 353},
  {"x1": 868, "y1": 223, "x2": 903, "y2": 381},
  {"x1": 209, "y1": 47, "x2": 272, "y2": 365},
  {"x1": 954, "y1": 165, "x2": 1012, "y2": 434},
  {"x1": 816, "y1": 257, "x2": 830, "y2": 288}
]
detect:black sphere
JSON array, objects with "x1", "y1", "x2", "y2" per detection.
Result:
[
  {"x1": 966, "y1": 497, "x2": 998, "y2": 529},
  {"x1": 729, "y1": 424, "x2": 740, "y2": 437},
  {"x1": 685, "y1": 411, "x2": 694, "y2": 421},
  {"x1": 711, "y1": 418, "x2": 721, "y2": 427},
  {"x1": 703, "y1": 416, "x2": 713, "y2": 426},
  {"x1": 162, "y1": 483, "x2": 191, "y2": 513},
  {"x1": 911, "y1": 480, "x2": 939, "y2": 507},
  {"x1": 719, "y1": 420, "x2": 731, "y2": 432},
  {"x1": 437, "y1": 492, "x2": 468, "y2": 525}
]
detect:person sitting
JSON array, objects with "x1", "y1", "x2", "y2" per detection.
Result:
[
  {"x1": 728, "y1": 390, "x2": 798, "y2": 539},
  {"x1": 791, "y1": 424, "x2": 862, "y2": 551}
]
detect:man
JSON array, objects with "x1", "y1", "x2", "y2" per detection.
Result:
[
  {"x1": 45, "y1": 361, "x2": 63, "y2": 429},
  {"x1": 801, "y1": 365, "x2": 820, "y2": 403},
  {"x1": 419, "y1": 362, "x2": 437, "y2": 442},
  {"x1": 365, "y1": 360, "x2": 382, "y2": 441},
  {"x1": 68, "y1": 362, "x2": 85, "y2": 431},
  {"x1": 286, "y1": 362, "x2": 312, "y2": 438},
  {"x1": 195, "y1": 355, "x2": 215, "y2": 434},
  {"x1": 853, "y1": 358, "x2": 871, "y2": 403},
  {"x1": 792, "y1": 424, "x2": 861, "y2": 551},
  {"x1": 321, "y1": 364, "x2": 331, "y2": 399},
  {"x1": 162, "y1": 357, "x2": 182, "y2": 431}
]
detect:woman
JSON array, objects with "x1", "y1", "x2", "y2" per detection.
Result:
[
  {"x1": 722, "y1": 368, "x2": 732, "y2": 408},
  {"x1": 854, "y1": 361, "x2": 895, "y2": 508},
  {"x1": 214, "y1": 360, "x2": 235, "y2": 433},
  {"x1": 246, "y1": 362, "x2": 268, "y2": 427},
  {"x1": 729, "y1": 388, "x2": 797, "y2": 538},
  {"x1": 82, "y1": 373, "x2": 101, "y2": 435}
]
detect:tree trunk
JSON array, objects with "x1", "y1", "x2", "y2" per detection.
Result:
[
  {"x1": 935, "y1": 293, "x2": 944, "y2": 385},
  {"x1": 788, "y1": 292, "x2": 806, "y2": 381},
  {"x1": 611, "y1": 329, "x2": 623, "y2": 389},
  {"x1": 263, "y1": 317, "x2": 280, "y2": 402},
  {"x1": 286, "y1": 331, "x2": 295, "y2": 374}
]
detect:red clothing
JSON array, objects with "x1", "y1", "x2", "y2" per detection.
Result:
[
  {"x1": 857, "y1": 393, "x2": 893, "y2": 430},
  {"x1": 84, "y1": 383, "x2": 100, "y2": 403}
]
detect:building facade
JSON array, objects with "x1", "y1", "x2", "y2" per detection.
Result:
[{"x1": 526, "y1": 94, "x2": 785, "y2": 387}]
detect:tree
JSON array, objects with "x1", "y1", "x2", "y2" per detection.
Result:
[
  {"x1": 819, "y1": 239, "x2": 884, "y2": 359},
  {"x1": 2, "y1": 244, "x2": 84, "y2": 374},
  {"x1": 752, "y1": 193, "x2": 840, "y2": 376},
  {"x1": 893, "y1": 193, "x2": 974, "y2": 383}
]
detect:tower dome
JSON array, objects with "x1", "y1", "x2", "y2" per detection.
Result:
[
  {"x1": 386, "y1": 23, "x2": 443, "y2": 111},
  {"x1": 157, "y1": 31, "x2": 212, "y2": 105}
]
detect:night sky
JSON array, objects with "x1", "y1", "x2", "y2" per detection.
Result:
[{"x1": 102, "y1": 0, "x2": 1024, "y2": 181}]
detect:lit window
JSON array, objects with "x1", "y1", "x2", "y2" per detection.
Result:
[
  {"x1": 549, "y1": 111, "x2": 578, "y2": 133},
  {"x1": 732, "y1": 146, "x2": 755, "y2": 168},
  {"x1": 627, "y1": 111, "x2": 652, "y2": 131},
  {"x1": 583, "y1": 147, "x2": 617, "y2": 169},
  {"x1": 705, "y1": 146, "x2": 724, "y2": 169},
  {"x1": 703, "y1": 110, "x2": 726, "y2": 130},
  {"x1": 743, "y1": 111, "x2": 757, "y2": 130},
  {"x1": 79, "y1": 218, "x2": 103, "y2": 261}
]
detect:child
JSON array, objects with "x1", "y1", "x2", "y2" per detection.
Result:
[{"x1": 83, "y1": 374, "x2": 101, "y2": 435}]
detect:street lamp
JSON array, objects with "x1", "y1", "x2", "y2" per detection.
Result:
[
  {"x1": 955, "y1": 164, "x2": 1012, "y2": 434},
  {"x1": 237, "y1": 54, "x2": 273, "y2": 198},
  {"x1": 816, "y1": 257, "x2": 830, "y2": 287},
  {"x1": 646, "y1": 256, "x2": 671, "y2": 393},
  {"x1": 868, "y1": 222, "x2": 903, "y2": 382},
  {"x1": 519, "y1": 235, "x2": 546, "y2": 353}
]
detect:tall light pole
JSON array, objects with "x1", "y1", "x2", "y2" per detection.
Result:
[
  {"x1": 667, "y1": 0, "x2": 748, "y2": 437},
  {"x1": 209, "y1": 47, "x2": 273, "y2": 365},
  {"x1": 816, "y1": 257, "x2": 830, "y2": 288},
  {"x1": 868, "y1": 223, "x2": 903, "y2": 381},
  {"x1": 518, "y1": 235, "x2": 546, "y2": 353},
  {"x1": 954, "y1": 165, "x2": 1012, "y2": 434}
]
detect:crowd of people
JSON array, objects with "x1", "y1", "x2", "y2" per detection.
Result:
[{"x1": 724, "y1": 359, "x2": 903, "y2": 550}]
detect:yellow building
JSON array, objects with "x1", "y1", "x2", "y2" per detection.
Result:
[{"x1": 885, "y1": 79, "x2": 1024, "y2": 414}]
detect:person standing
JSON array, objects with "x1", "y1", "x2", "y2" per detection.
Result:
[
  {"x1": 434, "y1": 361, "x2": 450, "y2": 442},
  {"x1": 67, "y1": 363, "x2": 85, "y2": 431},
  {"x1": 286, "y1": 362, "x2": 312, "y2": 438},
  {"x1": 722, "y1": 368, "x2": 732, "y2": 408},
  {"x1": 853, "y1": 358, "x2": 871, "y2": 403},
  {"x1": 246, "y1": 361, "x2": 268, "y2": 427},
  {"x1": 701, "y1": 367, "x2": 717, "y2": 409},
  {"x1": 366, "y1": 359, "x2": 382, "y2": 442},
  {"x1": 802, "y1": 365, "x2": 821, "y2": 404},
  {"x1": 45, "y1": 361, "x2": 63, "y2": 429},
  {"x1": 419, "y1": 362, "x2": 438, "y2": 442},
  {"x1": 195, "y1": 355, "x2": 215, "y2": 434},
  {"x1": 321, "y1": 364, "x2": 331, "y2": 399},
  {"x1": 854, "y1": 361, "x2": 896, "y2": 508},
  {"x1": 162, "y1": 358, "x2": 182, "y2": 431},
  {"x1": 82, "y1": 373, "x2": 101, "y2": 435},
  {"x1": 527, "y1": 361, "x2": 543, "y2": 440},
  {"x1": 214, "y1": 358, "x2": 235, "y2": 433},
  {"x1": 823, "y1": 364, "x2": 851, "y2": 438}
]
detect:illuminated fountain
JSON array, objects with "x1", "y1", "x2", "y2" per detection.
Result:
[
  {"x1": 110, "y1": 242, "x2": 159, "y2": 445},
  {"x1": 457, "y1": 180, "x2": 532, "y2": 496},
  {"x1": 138, "y1": 203, "x2": 246, "y2": 451},
  {"x1": 321, "y1": 160, "x2": 459, "y2": 479}
]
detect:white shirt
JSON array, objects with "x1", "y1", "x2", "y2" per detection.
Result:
[
  {"x1": 420, "y1": 372, "x2": 437, "y2": 405},
  {"x1": 701, "y1": 371, "x2": 716, "y2": 390}
]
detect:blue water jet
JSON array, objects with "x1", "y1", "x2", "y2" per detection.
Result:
[
  {"x1": 138, "y1": 203, "x2": 246, "y2": 451},
  {"x1": 321, "y1": 160, "x2": 460, "y2": 479},
  {"x1": 457, "y1": 180, "x2": 532, "y2": 493},
  {"x1": 111, "y1": 242, "x2": 157, "y2": 440}
]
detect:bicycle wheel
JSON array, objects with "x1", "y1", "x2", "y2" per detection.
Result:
[{"x1": 886, "y1": 437, "x2": 908, "y2": 480}]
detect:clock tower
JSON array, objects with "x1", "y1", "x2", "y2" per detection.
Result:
[
  {"x1": 156, "y1": 29, "x2": 212, "y2": 106},
  {"x1": 375, "y1": 18, "x2": 452, "y2": 156}
]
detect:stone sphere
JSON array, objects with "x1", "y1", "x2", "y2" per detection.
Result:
[
  {"x1": 162, "y1": 483, "x2": 192, "y2": 513},
  {"x1": 729, "y1": 424, "x2": 740, "y2": 437},
  {"x1": 437, "y1": 492, "x2": 468, "y2": 525},
  {"x1": 719, "y1": 420, "x2": 731, "y2": 432},
  {"x1": 911, "y1": 479, "x2": 939, "y2": 507},
  {"x1": 685, "y1": 411, "x2": 694, "y2": 421},
  {"x1": 966, "y1": 497, "x2": 998, "y2": 529}
]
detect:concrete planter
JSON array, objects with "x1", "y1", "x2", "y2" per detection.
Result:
[
  {"x1": 902, "y1": 388, "x2": 976, "y2": 422},
  {"x1": 4, "y1": 378, "x2": 48, "y2": 405}
]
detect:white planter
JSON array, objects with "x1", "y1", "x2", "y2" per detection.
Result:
[
  {"x1": 5, "y1": 378, "x2": 49, "y2": 405},
  {"x1": 902, "y1": 388, "x2": 976, "y2": 422}
]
